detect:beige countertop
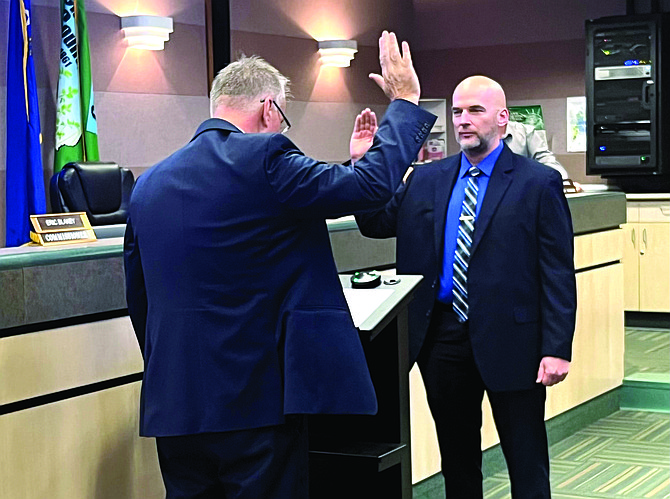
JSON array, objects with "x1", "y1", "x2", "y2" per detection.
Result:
[{"x1": 626, "y1": 193, "x2": 670, "y2": 201}]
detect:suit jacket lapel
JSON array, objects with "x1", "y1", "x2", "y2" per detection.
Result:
[
  {"x1": 470, "y1": 145, "x2": 515, "y2": 256},
  {"x1": 434, "y1": 155, "x2": 460, "y2": 257}
]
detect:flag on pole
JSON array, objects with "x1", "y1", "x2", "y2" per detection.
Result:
[
  {"x1": 55, "y1": 0, "x2": 99, "y2": 173},
  {"x1": 5, "y1": 0, "x2": 47, "y2": 247}
]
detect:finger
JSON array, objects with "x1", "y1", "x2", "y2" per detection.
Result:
[
  {"x1": 401, "y1": 40, "x2": 413, "y2": 66},
  {"x1": 370, "y1": 112, "x2": 377, "y2": 133},
  {"x1": 357, "y1": 112, "x2": 367, "y2": 132},
  {"x1": 369, "y1": 73, "x2": 385, "y2": 90},
  {"x1": 543, "y1": 370, "x2": 558, "y2": 386},
  {"x1": 547, "y1": 371, "x2": 567, "y2": 386},
  {"x1": 379, "y1": 31, "x2": 389, "y2": 67},
  {"x1": 360, "y1": 111, "x2": 370, "y2": 130},
  {"x1": 365, "y1": 109, "x2": 374, "y2": 129},
  {"x1": 536, "y1": 364, "x2": 544, "y2": 384},
  {"x1": 388, "y1": 32, "x2": 400, "y2": 61},
  {"x1": 370, "y1": 111, "x2": 378, "y2": 130},
  {"x1": 378, "y1": 30, "x2": 386, "y2": 51}
]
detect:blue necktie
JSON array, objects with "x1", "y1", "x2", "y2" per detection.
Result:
[{"x1": 453, "y1": 166, "x2": 481, "y2": 323}]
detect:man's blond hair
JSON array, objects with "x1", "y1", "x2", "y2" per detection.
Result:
[{"x1": 210, "y1": 55, "x2": 291, "y2": 117}]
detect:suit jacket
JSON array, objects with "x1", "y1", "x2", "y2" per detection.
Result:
[
  {"x1": 357, "y1": 144, "x2": 576, "y2": 392},
  {"x1": 124, "y1": 99, "x2": 436, "y2": 437}
]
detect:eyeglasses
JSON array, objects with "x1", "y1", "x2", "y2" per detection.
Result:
[{"x1": 260, "y1": 98, "x2": 291, "y2": 134}]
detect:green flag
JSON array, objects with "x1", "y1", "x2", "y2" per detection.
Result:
[{"x1": 55, "y1": 0, "x2": 99, "y2": 173}]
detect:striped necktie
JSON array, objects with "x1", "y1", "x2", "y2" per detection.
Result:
[{"x1": 453, "y1": 165, "x2": 482, "y2": 323}]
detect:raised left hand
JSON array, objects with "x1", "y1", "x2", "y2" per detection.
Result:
[
  {"x1": 536, "y1": 356, "x2": 570, "y2": 386},
  {"x1": 350, "y1": 108, "x2": 378, "y2": 164}
]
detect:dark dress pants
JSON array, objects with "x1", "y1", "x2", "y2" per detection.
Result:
[
  {"x1": 417, "y1": 303, "x2": 550, "y2": 499},
  {"x1": 155, "y1": 416, "x2": 308, "y2": 499}
]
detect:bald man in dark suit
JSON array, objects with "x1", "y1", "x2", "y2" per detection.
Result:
[{"x1": 358, "y1": 76, "x2": 576, "y2": 499}]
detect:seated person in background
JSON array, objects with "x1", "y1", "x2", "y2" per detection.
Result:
[
  {"x1": 503, "y1": 120, "x2": 567, "y2": 178},
  {"x1": 503, "y1": 120, "x2": 582, "y2": 193}
]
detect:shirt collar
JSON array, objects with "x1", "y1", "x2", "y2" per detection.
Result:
[
  {"x1": 459, "y1": 140, "x2": 504, "y2": 178},
  {"x1": 191, "y1": 118, "x2": 243, "y2": 142}
]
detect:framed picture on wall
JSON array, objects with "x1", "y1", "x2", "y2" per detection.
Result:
[
  {"x1": 566, "y1": 96, "x2": 586, "y2": 153},
  {"x1": 508, "y1": 105, "x2": 545, "y2": 130}
]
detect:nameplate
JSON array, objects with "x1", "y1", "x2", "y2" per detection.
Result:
[{"x1": 29, "y1": 213, "x2": 97, "y2": 246}]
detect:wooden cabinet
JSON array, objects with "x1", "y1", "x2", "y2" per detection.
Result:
[
  {"x1": 623, "y1": 199, "x2": 670, "y2": 312},
  {"x1": 639, "y1": 223, "x2": 670, "y2": 311},
  {"x1": 0, "y1": 318, "x2": 163, "y2": 499},
  {"x1": 623, "y1": 209, "x2": 640, "y2": 310}
]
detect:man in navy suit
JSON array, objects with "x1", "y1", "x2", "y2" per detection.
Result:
[
  {"x1": 357, "y1": 76, "x2": 576, "y2": 498},
  {"x1": 124, "y1": 31, "x2": 436, "y2": 499}
]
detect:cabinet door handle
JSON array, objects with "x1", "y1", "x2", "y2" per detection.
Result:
[
  {"x1": 640, "y1": 228, "x2": 647, "y2": 255},
  {"x1": 631, "y1": 227, "x2": 636, "y2": 247}
]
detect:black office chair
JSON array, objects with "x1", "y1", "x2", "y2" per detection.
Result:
[{"x1": 50, "y1": 162, "x2": 135, "y2": 226}]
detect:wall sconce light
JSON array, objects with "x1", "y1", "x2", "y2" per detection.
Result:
[
  {"x1": 318, "y1": 40, "x2": 358, "y2": 67},
  {"x1": 120, "y1": 15, "x2": 173, "y2": 50}
]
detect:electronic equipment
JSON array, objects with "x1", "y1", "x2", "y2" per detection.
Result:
[
  {"x1": 586, "y1": 14, "x2": 670, "y2": 189},
  {"x1": 350, "y1": 271, "x2": 382, "y2": 289}
]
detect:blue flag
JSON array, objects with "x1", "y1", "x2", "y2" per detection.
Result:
[{"x1": 5, "y1": 0, "x2": 46, "y2": 247}]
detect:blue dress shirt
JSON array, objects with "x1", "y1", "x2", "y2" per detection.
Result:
[{"x1": 437, "y1": 141, "x2": 504, "y2": 303}]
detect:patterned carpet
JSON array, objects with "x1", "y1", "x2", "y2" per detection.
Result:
[
  {"x1": 625, "y1": 328, "x2": 670, "y2": 377},
  {"x1": 482, "y1": 411, "x2": 670, "y2": 499},
  {"x1": 417, "y1": 327, "x2": 670, "y2": 498}
]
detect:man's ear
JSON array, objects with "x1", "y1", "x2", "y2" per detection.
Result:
[
  {"x1": 260, "y1": 98, "x2": 274, "y2": 131},
  {"x1": 498, "y1": 108, "x2": 510, "y2": 127}
]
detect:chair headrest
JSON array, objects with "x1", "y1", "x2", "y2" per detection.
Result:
[{"x1": 67, "y1": 162, "x2": 122, "y2": 213}]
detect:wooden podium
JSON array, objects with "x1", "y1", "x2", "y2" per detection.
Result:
[{"x1": 309, "y1": 275, "x2": 422, "y2": 499}]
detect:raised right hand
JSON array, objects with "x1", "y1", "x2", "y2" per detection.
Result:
[
  {"x1": 369, "y1": 31, "x2": 420, "y2": 105},
  {"x1": 350, "y1": 108, "x2": 378, "y2": 164}
]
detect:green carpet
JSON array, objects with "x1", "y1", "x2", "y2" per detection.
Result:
[
  {"x1": 415, "y1": 327, "x2": 670, "y2": 498},
  {"x1": 625, "y1": 327, "x2": 670, "y2": 377},
  {"x1": 414, "y1": 411, "x2": 670, "y2": 498},
  {"x1": 483, "y1": 411, "x2": 670, "y2": 499}
]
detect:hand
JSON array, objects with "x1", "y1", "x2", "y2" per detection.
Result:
[
  {"x1": 350, "y1": 108, "x2": 378, "y2": 164},
  {"x1": 536, "y1": 356, "x2": 570, "y2": 386},
  {"x1": 369, "y1": 31, "x2": 420, "y2": 104}
]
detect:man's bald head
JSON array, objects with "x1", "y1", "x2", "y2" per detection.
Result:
[
  {"x1": 451, "y1": 75, "x2": 509, "y2": 164},
  {"x1": 453, "y1": 76, "x2": 507, "y2": 110}
]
